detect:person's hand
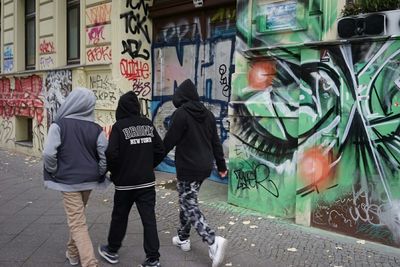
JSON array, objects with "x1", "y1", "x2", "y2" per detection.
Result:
[{"x1": 219, "y1": 170, "x2": 228, "y2": 179}]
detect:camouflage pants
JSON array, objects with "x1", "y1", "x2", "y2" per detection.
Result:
[{"x1": 177, "y1": 180, "x2": 216, "y2": 245}]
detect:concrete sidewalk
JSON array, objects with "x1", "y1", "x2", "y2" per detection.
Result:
[{"x1": 1, "y1": 148, "x2": 400, "y2": 267}]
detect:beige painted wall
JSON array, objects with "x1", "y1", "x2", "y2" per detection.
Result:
[{"x1": 0, "y1": 0, "x2": 154, "y2": 156}]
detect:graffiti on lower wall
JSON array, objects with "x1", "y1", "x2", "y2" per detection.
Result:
[
  {"x1": 88, "y1": 72, "x2": 119, "y2": 110},
  {"x1": 95, "y1": 109, "x2": 115, "y2": 139},
  {"x1": 0, "y1": 76, "x2": 43, "y2": 120},
  {"x1": 0, "y1": 119, "x2": 14, "y2": 144},
  {"x1": 43, "y1": 70, "x2": 72, "y2": 126},
  {"x1": 0, "y1": 75, "x2": 44, "y2": 151},
  {"x1": 301, "y1": 40, "x2": 400, "y2": 247},
  {"x1": 230, "y1": 0, "x2": 400, "y2": 248},
  {"x1": 152, "y1": 7, "x2": 236, "y2": 180}
]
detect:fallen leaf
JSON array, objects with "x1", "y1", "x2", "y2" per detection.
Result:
[
  {"x1": 249, "y1": 225, "x2": 258, "y2": 229},
  {"x1": 287, "y1": 248, "x2": 297, "y2": 252},
  {"x1": 356, "y1": 240, "x2": 366, "y2": 244},
  {"x1": 242, "y1": 220, "x2": 251, "y2": 225},
  {"x1": 228, "y1": 221, "x2": 235, "y2": 225}
]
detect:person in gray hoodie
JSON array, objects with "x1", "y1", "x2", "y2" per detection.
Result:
[{"x1": 43, "y1": 87, "x2": 108, "y2": 267}]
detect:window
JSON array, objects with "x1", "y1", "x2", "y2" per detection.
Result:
[
  {"x1": 67, "y1": 0, "x2": 80, "y2": 64},
  {"x1": 15, "y1": 117, "x2": 33, "y2": 146},
  {"x1": 25, "y1": 0, "x2": 36, "y2": 69}
]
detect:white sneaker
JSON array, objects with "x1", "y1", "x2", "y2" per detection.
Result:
[
  {"x1": 172, "y1": 235, "x2": 191, "y2": 251},
  {"x1": 65, "y1": 251, "x2": 79, "y2": 266},
  {"x1": 209, "y1": 236, "x2": 228, "y2": 267}
]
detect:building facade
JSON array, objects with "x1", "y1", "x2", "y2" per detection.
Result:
[{"x1": 1, "y1": 0, "x2": 400, "y2": 248}]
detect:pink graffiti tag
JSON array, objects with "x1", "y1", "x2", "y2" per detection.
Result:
[
  {"x1": 87, "y1": 25, "x2": 105, "y2": 45},
  {"x1": 120, "y1": 58, "x2": 150, "y2": 81}
]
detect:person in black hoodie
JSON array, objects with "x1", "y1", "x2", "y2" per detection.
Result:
[
  {"x1": 98, "y1": 91, "x2": 164, "y2": 267},
  {"x1": 163, "y1": 79, "x2": 228, "y2": 267}
]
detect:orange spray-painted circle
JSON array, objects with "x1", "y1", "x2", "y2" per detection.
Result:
[
  {"x1": 248, "y1": 61, "x2": 276, "y2": 90},
  {"x1": 299, "y1": 147, "x2": 331, "y2": 188}
]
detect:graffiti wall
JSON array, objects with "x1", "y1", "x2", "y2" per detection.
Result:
[
  {"x1": 43, "y1": 70, "x2": 72, "y2": 126},
  {"x1": 231, "y1": 0, "x2": 400, "y2": 247},
  {"x1": 0, "y1": 75, "x2": 44, "y2": 152},
  {"x1": 3, "y1": 45, "x2": 14, "y2": 73},
  {"x1": 39, "y1": 38, "x2": 56, "y2": 70},
  {"x1": 302, "y1": 40, "x2": 400, "y2": 247},
  {"x1": 119, "y1": 0, "x2": 153, "y2": 118},
  {"x1": 152, "y1": 6, "x2": 236, "y2": 180},
  {"x1": 85, "y1": 2, "x2": 112, "y2": 64}
]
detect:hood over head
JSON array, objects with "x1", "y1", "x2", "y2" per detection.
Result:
[
  {"x1": 172, "y1": 79, "x2": 208, "y2": 122},
  {"x1": 172, "y1": 79, "x2": 200, "y2": 108},
  {"x1": 54, "y1": 87, "x2": 96, "y2": 122},
  {"x1": 116, "y1": 91, "x2": 141, "y2": 120}
]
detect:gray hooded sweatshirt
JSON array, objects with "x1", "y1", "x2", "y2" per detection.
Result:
[{"x1": 43, "y1": 87, "x2": 108, "y2": 192}]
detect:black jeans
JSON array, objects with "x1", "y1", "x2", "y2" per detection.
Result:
[{"x1": 107, "y1": 187, "x2": 160, "y2": 261}]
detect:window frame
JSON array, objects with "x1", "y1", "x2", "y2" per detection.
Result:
[
  {"x1": 67, "y1": 0, "x2": 80, "y2": 65},
  {"x1": 25, "y1": 0, "x2": 36, "y2": 70}
]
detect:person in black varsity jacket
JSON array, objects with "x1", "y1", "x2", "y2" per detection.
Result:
[
  {"x1": 98, "y1": 91, "x2": 164, "y2": 267},
  {"x1": 163, "y1": 79, "x2": 228, "y2": 267}
]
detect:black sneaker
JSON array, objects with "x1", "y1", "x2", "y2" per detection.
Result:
[
  {"x1": 139, "y1": 258, "x2": 161, "y2": 267},
  {"x1": 98, "y1": 245, "x2": 119, "y2": 264}
]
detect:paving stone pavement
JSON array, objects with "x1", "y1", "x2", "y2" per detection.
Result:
[{"x1": 1, "y1": 148, "x2": 400, "y2": 267}]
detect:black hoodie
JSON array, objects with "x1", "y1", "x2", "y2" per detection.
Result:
[
  {"x1": 164, "y1": 79, "x2": 227, "y2": 181},
  {"x1": 106, "y1": 91, "x2": 165, "y2": 189}
]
